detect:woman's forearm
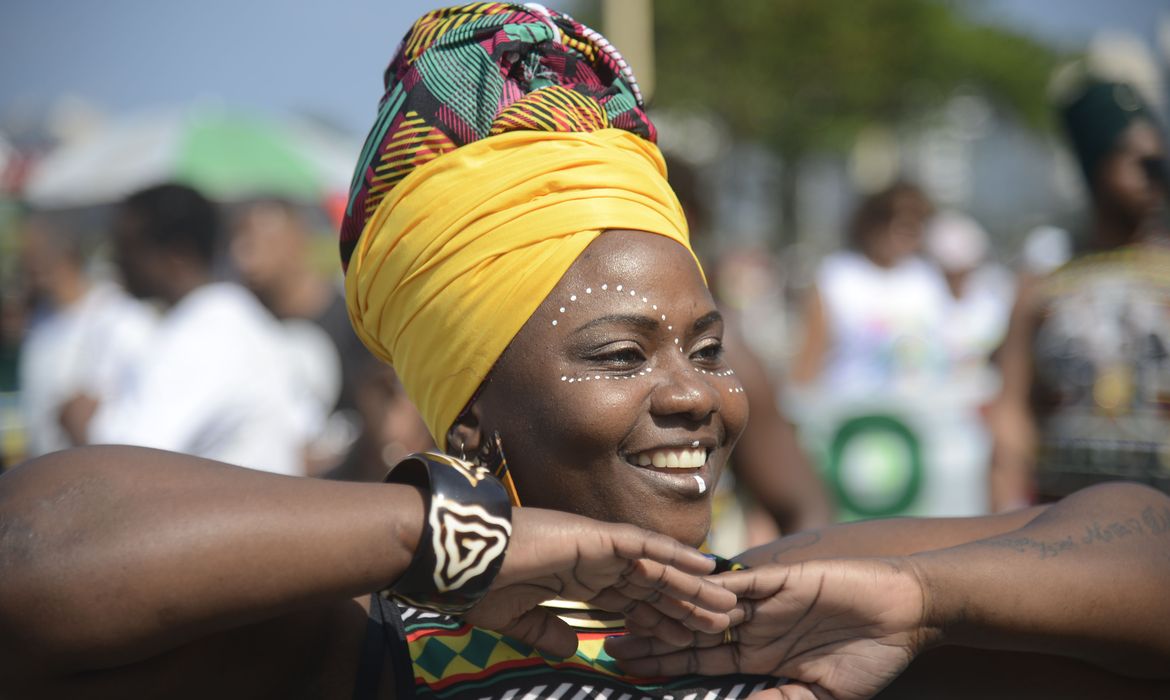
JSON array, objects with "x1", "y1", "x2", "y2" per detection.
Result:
[
  {"x1": 911, "y1": 482, "x2": 1170, "y2": 678},
  {"x1": 0, "y1": 446, "x2": 424, "y2": 676},
  {"x1": 736, "y1": 506, "x2": 1047, "y2": 568}
]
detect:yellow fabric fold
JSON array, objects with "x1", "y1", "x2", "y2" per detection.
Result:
[{"x1": 345, "y1": 128, "x2": 697, "y2": 449}]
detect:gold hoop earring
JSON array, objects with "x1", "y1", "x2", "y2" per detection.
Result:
[{"x1": 482, "y1": 431, "x2": 522, "y2": 507}]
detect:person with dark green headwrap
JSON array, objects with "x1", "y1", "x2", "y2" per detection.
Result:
[{"x1": 990, "y1": 75, "x2": 1170, "y2": 511}]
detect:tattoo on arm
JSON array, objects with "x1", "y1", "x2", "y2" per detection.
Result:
[{"x1": 983, "y1": 506, "x2": 1170, "y2": 560}]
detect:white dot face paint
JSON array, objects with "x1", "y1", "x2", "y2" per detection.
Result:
[{"x1": 549, "y1": 280, "x2": 708, "y2": 387}]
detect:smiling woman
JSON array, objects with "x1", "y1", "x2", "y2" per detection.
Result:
[
  {"x1": 2, "y1": 3, "x2": 1170, "y2": 700},
  {"x1": 470, "y1": 232, "x2": 746, "y2": 547}
]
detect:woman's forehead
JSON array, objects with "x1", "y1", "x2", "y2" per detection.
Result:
[
  {"x1": 525, "y1": 231, "x2": 714, "y2": 339},
  {"x1": 561, "y1": 230, "x2": 705, "y2": 288}
]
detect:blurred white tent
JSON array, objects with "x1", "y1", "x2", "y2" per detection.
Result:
[{"x1": 24, "y1": 107, "x2": 358, "y2": 208}]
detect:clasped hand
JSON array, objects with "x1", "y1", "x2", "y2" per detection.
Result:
[
  {"x1": 607, "y1": 559, "x2": 933, "y2": 700},
  {"x1": 468, "y1": 509, "x2": 932, "y2": 700}
]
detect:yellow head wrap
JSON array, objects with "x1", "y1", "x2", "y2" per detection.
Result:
[{"x1": 346, "y1": 129, "x2": 694, "y2": 448}]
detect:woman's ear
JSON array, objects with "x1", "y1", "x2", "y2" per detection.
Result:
[{"x1": 445, "y1": 403, "x2": 484, "y2": 458}]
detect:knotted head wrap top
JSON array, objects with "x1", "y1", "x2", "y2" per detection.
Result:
[{"x1": 342, "y1": 3, "x2": 696, "y2": 449}]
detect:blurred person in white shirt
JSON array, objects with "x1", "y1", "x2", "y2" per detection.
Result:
[
  {"x1": 58, "y1": 184, "x2": 306, "y2": 475},
  {"x1": 923, "y1": 210, "x2": 1015, "y2": 402},
  {"x1": 17, "y1": 211, "x2": 156, "y2": 457}
]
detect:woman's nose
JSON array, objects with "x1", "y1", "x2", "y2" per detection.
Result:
[{"x1": 649, "y1": 362, "x2": 720, "y2": 422}]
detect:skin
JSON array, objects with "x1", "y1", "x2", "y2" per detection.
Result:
[
  {"x1": 609, "y1": 482, "x2": 1170, "y2": 698},
  {"x1": 456, "y1": 230, "x2": 749, "y2": 548},
  {"x1": 988, "y1": 120, "x2": 1168, "y2": 511}
]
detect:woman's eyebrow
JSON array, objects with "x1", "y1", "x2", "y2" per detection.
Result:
[
  {"x1": 692, "y1": 310, "x2": 723, "y2": 334},
  {"x1": 573, "y1": 313, "x2": 660, "y2": 334}
]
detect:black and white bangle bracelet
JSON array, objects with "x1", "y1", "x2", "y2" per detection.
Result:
[{"x1": 381, "y1": 452, "x2": 514, "y2": 617}]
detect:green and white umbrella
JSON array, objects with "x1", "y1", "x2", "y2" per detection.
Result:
[{"x1": 25, "y1": 108, "x2": 359, "y2": 207}]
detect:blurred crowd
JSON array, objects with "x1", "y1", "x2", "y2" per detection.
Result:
[
  {"x1": 1, "y1": 187, "x2": 434, "y2": 484},
  {"x1": 1, "y1": 29, "x2": 1168, "y2": 557}
]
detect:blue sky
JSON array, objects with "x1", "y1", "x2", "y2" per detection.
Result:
[{"x1": 1, "y1": 0, "x2": 1166, "y2": 138}]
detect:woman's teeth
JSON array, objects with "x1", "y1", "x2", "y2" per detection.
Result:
[{"x1": 632, "y1": 448, "x2": 707, "y2": 469}]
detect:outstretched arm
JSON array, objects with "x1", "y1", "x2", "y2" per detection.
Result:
[
  {"x1": 735, "y1": 504, "x2": 1046, "y2": 568},
  {"x1": 610, "y1": 482, "x2": 1170, "y2": 698},
  {"x1": 0, "y1": 446, "x2": 734, "y2": 689}
]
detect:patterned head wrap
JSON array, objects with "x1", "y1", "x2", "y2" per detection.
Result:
[{"x1": 342, "y1": 3, "x2": 694, "y2": 449}]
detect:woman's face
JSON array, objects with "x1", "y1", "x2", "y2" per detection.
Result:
[
  {"x1": 1096, "y1": 120, "x2": 1166, "y2": 226},
  {"x1": 471, "y1": 230, "x2": 749, "y2": 547}
]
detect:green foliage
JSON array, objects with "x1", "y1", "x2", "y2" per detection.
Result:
[{"x1": 650, "y1": 0, "x2": 1062, "y2": 157}]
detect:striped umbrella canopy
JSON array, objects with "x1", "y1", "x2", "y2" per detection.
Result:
[{"x1": 25, "y1": 107, "x2": 358, "y2": 207}]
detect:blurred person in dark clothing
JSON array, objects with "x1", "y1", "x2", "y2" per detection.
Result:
[
  {"x1": 668, "y1": 156, "x2": 833, "y2": 538},
  {"x1": 230, "y1": 198, "x2": 376, "y2": 473},
  {"x1": 16, "y1": 211, "x2": 155, "y2": 457},
  {"x1": 59, "y1": 184, "x2": 305, "y2": 474},
  {"x1": 991, "y1": 77, "x2": 1170, "y2": 510}
]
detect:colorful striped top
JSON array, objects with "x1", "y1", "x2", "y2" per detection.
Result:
[{"x1": 355, "y1": 595, "x2": 785, "y2": 700}]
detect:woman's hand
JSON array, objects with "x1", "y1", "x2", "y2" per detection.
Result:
[
  {"x1": 606, "y1": 559, "x2": 933, "y2": 700},
  {"x1": 464, "y1": 507, "x2": 738, "y2": 658}
]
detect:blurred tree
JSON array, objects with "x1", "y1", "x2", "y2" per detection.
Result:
[{"x1": 592, "y1": 0, "x2": 1062, "y2": 243}]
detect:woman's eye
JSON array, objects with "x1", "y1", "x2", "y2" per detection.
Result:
[
  {"x1": 692, "y1": 340, "x2": 724, "y2": 364},
  {"x1": 592, "y1": 347, "x2": 645, "y2": 368}
]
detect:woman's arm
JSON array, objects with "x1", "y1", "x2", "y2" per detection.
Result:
[
  {"x1": 0, "y1": 446, "x2": 735, "y2": 688},
  {"x1": 735, "y1": 505, "x2": 1047, "y2": 568},
  {"x1": 610, "y1": 482, "x2": 1170, "y2": 697},
  {"x1": 788, "y1": 285, "x2": 829, "y2": 387},
  {"x1": 914, "y1": 481, "x2": 1170, "y2": 677},
  {"x1": 0, "y1": 445, "x2": 426, "y2": 679},
  {"x1": 987, "y1": 279, "x2": 1040, "y2": 512}
]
